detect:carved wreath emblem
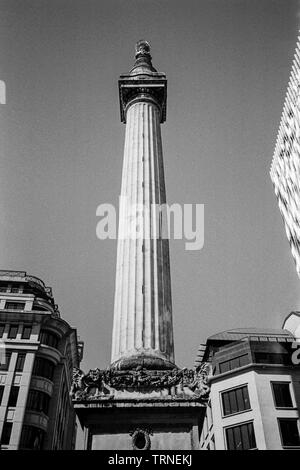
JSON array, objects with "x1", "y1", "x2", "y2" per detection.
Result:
[{"x1": 129, "y1": 427, "x2": 152, "y2": 450}]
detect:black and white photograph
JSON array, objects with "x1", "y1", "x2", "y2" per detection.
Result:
[{"x1": 0, "y1": 0, "x2": 300, "y2": 457}]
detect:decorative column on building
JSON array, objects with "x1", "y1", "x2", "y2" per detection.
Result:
[
  {"x1": 71, "y1": 42, "x2": 210, "y2": 451},
  {"x1": 111, "y1": 40, "x2": 174, "y2": 370}
]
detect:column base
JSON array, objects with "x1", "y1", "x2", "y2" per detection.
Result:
[
  {"x1": 110, "y1": 352, "x2": 177, "y2": 371},
  {"x1": 75, "y1": 400, "x2": 205, "y2": 450}
]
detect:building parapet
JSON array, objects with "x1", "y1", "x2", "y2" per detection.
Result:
[{"x1": 0, "y1": 270, "x2": 54, "y2": 300}]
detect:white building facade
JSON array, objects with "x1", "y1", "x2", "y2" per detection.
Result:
[{"x1": 199, "y1": 324, "x2": 300, "y2": 450}]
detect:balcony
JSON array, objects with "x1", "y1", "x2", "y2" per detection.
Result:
[
  {"x1": 32, "y1": 298, "x2": 54, "y2": 313},
  {"x1": 0, "y1": 271, "x2": 54, "y2": 301},
  {"x1": 24, "y1": 410, "x2": 49, "y2": 432}
]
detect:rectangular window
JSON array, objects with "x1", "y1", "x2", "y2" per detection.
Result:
[
  {"x1": 254, "y1": 352, "x2": 290, "y2": 365},
  {"x1": 225, "y1": 422, "x2": 256, "y2": 450},
  {"x1": 21, "y1": 326, "x2": 32, "y2": 340},
  {"x1": 20, "y1": 425, "x2": 45, "y2": 450},
  {"x1": 222, "y1": 385, "x2": 251, "y2": 416},
  {"x1": 32, "y1": 357, "x2": 55, "y2": 381},
  {"x1": 1, "y1": 422, "x2": 13, "y2": 445},
  {"x1": 15, "y1": 353, "x2": 26, "y2": 372},
  {"x1": 279, "y1": 419, "x2": 300, "y2": 447},
  {"x1": 8, "y1": 386, "x2": 19, "y2": 407},
  {"x1": 0, "y1": 351, "x2": 11, "y2": 371},
  {"x1": 39, "y1": 330, "x2": 59, "y2": 349},
  {"x1": 5, "y1": 302, "x2": 25, "y2": 311},
  {"x1": 219, "y1": 354, "x2": 249, "y2": 374},
  {"x1": 272, "y1": 383, "x2": 293, "y2": 408},
  {"x1": 8, "y1": 325, "x2": 18, "y2": 339},
  {"x1": 0, "y1": 324, "x2": 5, "y2": 337},
  {"x1": 26, "y1": 389, "x2": 50, "y2": 415},
  {"x1": 0, "y1": 385, "x2": 4, "y2": 405},
  {"x1": 219, "y1": 360, "x2": 230, "y2": 373}
]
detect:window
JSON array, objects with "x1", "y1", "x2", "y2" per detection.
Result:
[
  {"x1": 278, "y1": 419, "x2": 300, "y2": 447},
  {"x1": 39, "y1": 330, "x2": 59, "y2": 349},
  {"x1": 32, "y1": 357, "x2": 55, "y2": 381},
  {"x1": 20, "y1": 425, "x2": 45, "y2": 450},
  {"x1": 0, "y1": 324, "x2": 5, "y2": 337},
  {"x1": 8, "y1": 325, "x2": 18, "y2": 339},
  {"x1": 8, "y1": 386, "x2": 19, "y2": 407},
  {"x1": 27, "y1": 389, "x2": 50, "y2": 415},
  {"x1": 225, "y1": 422, "x2": 256, "y2": 450},
  {"x1": 21, "y1": 326, "x2": 32, "y2": 340},
  {"x1": 10, "y1": 285, "x2": 23, "y2": 293},
  {"x1": 0, "y1": 351, "x2": 11, "y2": 371},
  {"x1": 32, "y1": 302, "x2": 50, "y2": 312},
  {"x1": 219, "y1": 354, "x2": 249, "y2": 374},
  {"x1": 5, "y1": 302, "x2": 25, "y2": 311},
  {"x1": 222, "y1": 385, "x2": 251, "y2": 416},
  {"x1": 0, "y1": 385, "x2": 4, "y2": 405},
  {"x1": 15, "y1": 353, "x2": 26, "y2": 372},
  {"x1": 272, "y1": 383, "x2": 293, "y2": 408},
  {"x1": 254, "y1": 352, "x2": 290, "y2": 365},
  {"x1": 1, "y1": 422, "x2": 13, "y2": 445}
]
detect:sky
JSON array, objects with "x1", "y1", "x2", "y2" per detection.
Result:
[{"x1": 1, "y1": 0, "x2": 300, "y2": 379}]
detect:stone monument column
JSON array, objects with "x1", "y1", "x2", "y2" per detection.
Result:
[
  {"x1": 72, "y1": 42, "x2": 209, "y2": 451},
  {"x1": 111, "y1": 40, "x2": 175, "y2": 369}
]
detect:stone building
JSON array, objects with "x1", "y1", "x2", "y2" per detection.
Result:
[
  {"x1": 71, "y1": 41, "x2": 209, "y2": 450},
  {"x1": 0, "y1": 270, "x2": 83, "y2": 449},
  {"x1": 198, "y1": 314, "x2": 300, "y2": 450}
]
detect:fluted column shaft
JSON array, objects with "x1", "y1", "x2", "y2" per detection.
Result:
[{"x1": 111, "y1": 99, "x2": 174, "y2": 366}]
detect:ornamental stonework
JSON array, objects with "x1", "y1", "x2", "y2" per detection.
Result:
[{"x1": 70, "y1": 362, "x2": 211, "y2": 402}]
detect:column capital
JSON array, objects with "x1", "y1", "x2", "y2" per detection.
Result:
[
  {"x1": 118, "y1": 42, "x2": 167, "y2": 123},
  {"x1": 118, "y1": 79, "x2": 167, "y2": 123}
]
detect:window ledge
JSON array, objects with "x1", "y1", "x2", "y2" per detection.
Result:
[
  {"x1": 222, "y1": 408, "x2": 252, "y2": 419},
  {"x1": 282, "y1": 445, "x2": 300, "y2": 449},
  {"x1": 275, "y1": 406, "x2": 296, "y2": 410}
]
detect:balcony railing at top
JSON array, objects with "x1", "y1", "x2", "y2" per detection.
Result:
[
  {"x1": 0, "y1": 271, "x2": 53, "y2": 299},
  {"x1": 0, "y1": 270, "x2": 27, "y2": 278},
  {"x1": 25, "y1": 276, "x2": 46, "y2": 289},
  {"x1": 216, "y1": 335, "x2": 295, "y2": 353}
]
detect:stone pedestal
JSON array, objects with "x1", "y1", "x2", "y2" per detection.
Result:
[
  {"x1": 72, "y1": 365, "x2": 209, "y2": 450},
  {"x1": 78, "y1": 403, "x2": 204, "y2": 450}
]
